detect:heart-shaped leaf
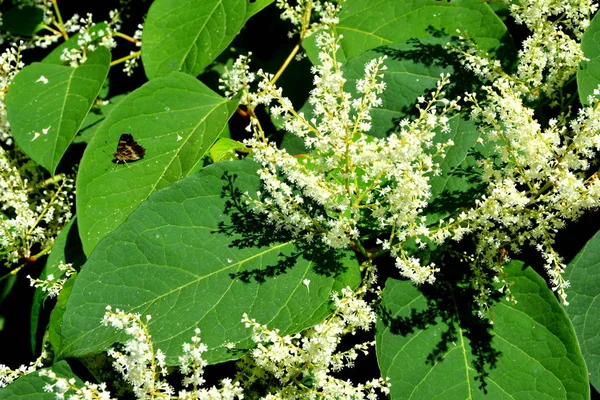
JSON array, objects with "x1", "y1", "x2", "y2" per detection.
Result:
[
  {"x1": 6, "y1": 48, "x2": 110, "y2": 173},
  {"x1": 60, "y1": 159, "x2": 361, "y2": 364},
  {"x1": 142, "y1": 0, "x2": 273, "y2": 79},
  {"x1": 376, "y1": 262, "x2": 589, "y2": 399},
  {"x1": 76, "y1": 72, "x2": 239, "y2": 255},
  {"x1": 304, "y1": 0, "x2": 509, "y2": 66}
]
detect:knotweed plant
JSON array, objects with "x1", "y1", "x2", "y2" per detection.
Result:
[
  {"x1": 223, "y1": 31, "x2": 460, "y2": 286},
  {"x1": 1, "y1": 0, "x2": 599, "y2": 398}
]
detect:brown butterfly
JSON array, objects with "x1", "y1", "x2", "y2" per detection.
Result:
[{"x1": 112, "y1": 133, "x2": 145, "y2": 164}]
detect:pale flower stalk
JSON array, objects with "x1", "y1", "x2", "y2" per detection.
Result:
[
  {"x1": 220, "y1": 28, "x2": 460, "y2": 286},
  {"x1": 27, "y1": 261, "x2": 76, "y2": 299},
  {"x1": 98, "y1": 307, "x2": 244, "y2": 400},
  {"x1": 448, "y1": 0, "x2": 600, "y2": 306},
  {"x1": 0, "y1": 147, "x2": 74, "y2": 266},
  {"x1": 238, "y1": 286, "x2": 390, "y2": 399}
]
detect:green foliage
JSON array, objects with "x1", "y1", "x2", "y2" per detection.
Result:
[
  {"x1": 1, "y1": 0, "x2": 600, "y2": 398},
  {"x1": 0, "y1": 361, "x2": 81, "y2": 399},
  {"x1": 0, "y1": 6, "x2": 44, "y2": 37},
  {"x1": 61, "y1": 159, "x2": 360, "y2": 364},
  {"x1": 377, "y1": 263, "x2": 590, "y2": 399},
  {"x1": 6, "y1": 48, "x2": 110, "y2": 173},
  {"x1": 304, "y1": 0, "x2": 508, "y2": 65},
  {"x1": 76, "y1": 72, "x2": 239, "y2": 255},
  {"x1": 578, "y1": 11, "x2": 600, "y2": 105},
  {"x1": 563, "y1": 231, "x2": 600, "y2": 390},
  {"x1": 142, "y1": 0, "x2": 273, "y2": 79}
]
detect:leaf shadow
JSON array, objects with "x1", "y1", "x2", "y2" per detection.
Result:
[
  {"x1": 213, "y1": 170, "x2": 348, "y2": 284},
  {"x1": 377, "y1": 261, "x2": 502, "y2": 394},
  {"x1": 372, "y1": 26, "x2": 515, "y2": 137},
  {"x1": 424, "y1": 148, "x2": 494, "y2": 217}
]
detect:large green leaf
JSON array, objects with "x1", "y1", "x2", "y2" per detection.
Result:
[
  {"x1": 0, "y1": 6, "x2": 44, "y2": 36},
  {"x1": 6, "y1": 48, "x2": 110, "y2": 173},
  {"x1": 425, "y1": 117, "x2": 483, "y2": 225},
  {"x1": 30, "y1": 218, "x2": 85, "y2": 354},
  {"x1": 304, "y1": 0, "x2": 508, "y2": 66},
  {"x1": 74, "y1": 94, "x2": 127, "y2": 144},
  {"x1": 578, "y1": 11, "x2": 600, "y2": 105},
  {"x1": 377, "y1": 262, "x2": 589, "y2": 399},
  {"x1": 0, "y1": 361, "x2": 82, "y2": 399},
  {"x1": 76, "y1": 72, "x2": 239, "y2": 255},
  {"x1": 60, "y1": 159, "x2": 360, "y2": 364},
  {"x1": 563, "y1": 230, "x2": 600, "y2": 391},
  {"x1": 142, "y1": 0, "x2": 273, "y2": 79}
]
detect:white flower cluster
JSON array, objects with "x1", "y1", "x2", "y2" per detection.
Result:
[
  {"x1": 59, "y1": 11, "x2": 120, "y2": 67},
  {"x1": 98, "y1": 307, "x2": 244, "y2": 400},
  {"x1": 505, "y1": 0, "x2": 598, "y2": 98},
  {"x1": 39, "y1": 370, "x2": 114, "y2": 400},
  {"x1": 101, "y1": 307, "x2": 173, "y2": 399},
  {"x1": 442, "y1": 1, "x2": 600, "y2": 306},
  {"x1": 459, "y1": 80, "x2": 600, "y2": 305},
  {"x1": 0, "y1": 148, "x2": 74, "y2": 266},
  {"x1": 122, "y1": 23, "x2": 144, "y2": 76},
  {"x1": 27, "y1": 260, "x2": 76, "y2": 298},
  {"x1": 275, "y1": 0, "x2": 340, "y2": 39},
  {"x1": 238, "y1": 286, "x2": 389, "y2": 399},
  {"x1": 0, "y1": 340, "x2": 50, "y2": 388},
  {"x1": 219, "y1": 53, "x2": 256, "y2": 105},
  {"x1": 233, "y1": 29, "x2": 458, "y2": 284},
  {"x1": 0, "y1": 41, "x2": 26, "y2": 145}
]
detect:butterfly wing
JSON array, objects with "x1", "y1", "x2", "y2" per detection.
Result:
[{"x1": 113, "y1": 133, "x2": 146, "y2": 164}]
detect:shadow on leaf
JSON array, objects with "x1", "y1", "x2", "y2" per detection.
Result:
[
  {"x1": 214, "y1": 170, "x2": 348, "y2": 284},
  {"x1": 378, "y1": 259, "x2": 502, "y2": 394}
]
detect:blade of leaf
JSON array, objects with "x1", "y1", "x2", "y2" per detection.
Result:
[
  {"x1": 0, "y1": 6, "x2": 44, "y2": 36},
  {"x1": 6, "y1": 47, "x2": 111, "y2": 174},
  {"x1": 142, "y1": 0, "x2": 273, "y2": 79},
  {"x1": 376, "y1": 262, "x2": 589, "y2": 399},
  {"x1": 0, "y1": 361, "x2": 82, "y2": 399},
  {"x1": 60, "y1": 159, "x2": 361, "y2": 365},
  {"x1": 303, "y1": 0, "x2": 509, "y2": 66},
  {"x1": 76, "y1": 72, "x2": 240, "y2": 255},
  {"x1": 30, "y1": 218, "x2": 85, "y2": 354},
  {"x1": 563, "y1": 230, "x2": 600, "y2": 390},
  {"x1": 577, "y1": 11, "x2": 600, "y2": 106}
]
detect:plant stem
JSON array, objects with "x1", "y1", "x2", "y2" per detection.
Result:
[
  {"x1": 113, "y1": 31, "x2": 140, "y2": 44},
  {"x1": 110, "y1": 51, "x2": 141, "y2": 67},
  {"x1": 50, "y1": 0, "x2": 69, "y2": 39},
  {"x1": 271, "y1": 43, "x2": 300, "y2": 85}
]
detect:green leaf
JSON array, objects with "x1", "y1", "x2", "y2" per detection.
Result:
[
  {"x1": 142, "y1": 0, "x2": 273, "y2": 79},
  {"x1": 376, "y1": 262, "x2": 589, "y2": 399},
  {"x1": 76, "y1": 72, "x2": 239, "y2": 255},
  {"x1": 6, "y1": 48, "x2": 111, "y2": 174},
  {"x1": 210, "y1": 137, "x2": 248, "y2": 162},
  {"x1": 304, "y1": 0, "x2": 508, "y2": 66},
  {"x1": 426, "y1": 117, "x2": 483, "y2": 224},
  {"x1": 30, "y1": 218, "x2": 85, "y2": 354},
  {"x1": 0, "y1": 6, "x2": 44, "y2": 36},
  {"x1": 75, "y1": 94, "x2": 127, "y2": 144},
  {"x1": 578, "y1": 11, "x2": 600, "y2": 105},
  {"x1": 0, "y1": 361, "x2": 81, "y2": 399},
  {"x1": 48, "y1": 274, "x2": 76, "y2": 356},
  {"x1": 563, "y1": 230, "x2": 600, "y2": 390},
  {"x1": 59, "y1": 159, "x2": 360, "y2": 365}
]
